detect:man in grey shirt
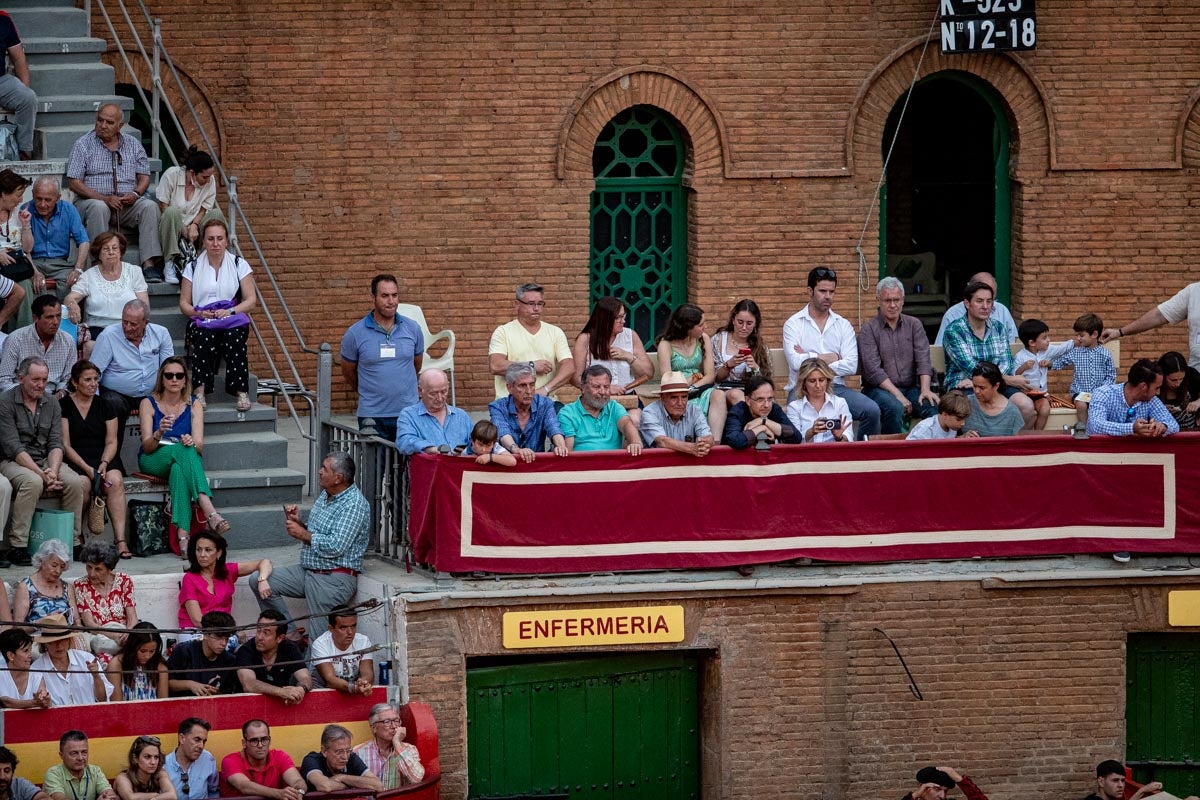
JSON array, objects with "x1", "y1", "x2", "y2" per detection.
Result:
[
  {"x1": 0, "y1": 745, "x2": 50, "y2": 800},
  {"x1": 858, "y1": 276, "x2": 940, "y2": 434},
  {"x1": 639, "y1": 371, "x2": 713, "y2": 457},
  {"x1": 0, "y1": 356, "x2": 85, "y2": 565}
]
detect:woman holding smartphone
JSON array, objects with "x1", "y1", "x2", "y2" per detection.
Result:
[
  {"x1": 138, "y1": 357, "x2": 231, "y2": 557},
  {"x1": 712, "y1": 299, "x2": 771, "y2": 407}
]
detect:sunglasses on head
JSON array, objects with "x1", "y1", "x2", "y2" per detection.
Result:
[{"x1": 812, "y1": 267, "x2": 836, "y2": 281}]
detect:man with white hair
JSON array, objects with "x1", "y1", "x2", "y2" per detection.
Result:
[
  {"x1": 66, "y1": 104, "x2": 163, "y2": 280},
  {"x1": 394, "y1": 369, "x2": 472, "y2": 454},
  {"x1": 858, "y1": 276, "x2": 940, "y2": 434},
  {"x1": 353, "y1": 703, "x2": 426, "y2": 788},
  {"x1": 23, "y1": 177, "x2": 89, "y2": 300},
  {"x1": 0, "y1": 357, "x2": 84, "y2": 565}
]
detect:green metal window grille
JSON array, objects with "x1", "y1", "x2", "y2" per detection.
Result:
[
  {"x1": 590, "y1": 106, "x2": 688, "y2": 345},
  {"x1": 467, "y1": 651, "x2": 701, "y2": 799},
  {"x1": 1127, "y1": 633, "x2": 1200, "y2": 795}
]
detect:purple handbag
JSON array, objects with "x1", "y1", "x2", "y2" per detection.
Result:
[{"x1": 191, "y1": 299, "x2": 250, "y2": 330}]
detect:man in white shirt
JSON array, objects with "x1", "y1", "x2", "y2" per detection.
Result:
[
  {"x1": 782, "y1": 266, "x2": 881, "y2": 436},
  {"x1": 487, "y1": 283, "x2": 574, "y2": 399},
  {"x1": 309, "y1": 607, "x2": 374, "y2": 695},
  {"x1": 934, "y1": 271, "x2": 1018, "y2": 346},
  {"x1": 1102, "y1": 280, "x2": 1200, "y2": 368}
]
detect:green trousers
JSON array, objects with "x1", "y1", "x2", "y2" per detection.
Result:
[{"x1": 138, "y1": 443, "x2": 211, "y2": 531}]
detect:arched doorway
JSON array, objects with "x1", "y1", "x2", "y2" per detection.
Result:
[
  {"x1": 589, "y1": 105, "x2": 688, "y2": 345},
  {"x1": 880, "y1": 71, "x2": 1012, "y2": 325}
]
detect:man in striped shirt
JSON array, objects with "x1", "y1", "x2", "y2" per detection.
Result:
[{"x1": 352, "y1": 703, "x2": 426, "y2": 788}]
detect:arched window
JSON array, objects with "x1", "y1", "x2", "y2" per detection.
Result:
[{"x1": 589, "y1": 105, "x2": 687, "y2": 344}]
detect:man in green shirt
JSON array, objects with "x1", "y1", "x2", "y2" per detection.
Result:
[
  {"x1": 43, "y1": 732, "x2": 117, "y2": 800},
  {"x1": 557, "y1": 365, "x2": 642, "y2": 454}
]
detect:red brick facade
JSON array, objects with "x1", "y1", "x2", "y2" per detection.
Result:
[
  {"x1": 113, "y1": 2, "x2": 1200, "y2": 410},
  {"x1": 402, "y1": 577, "x2": 1189, "y2": 799}
]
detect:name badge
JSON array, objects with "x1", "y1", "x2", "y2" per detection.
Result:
[{"x1": 380, "y1": 345, "x2": 396, "y2": 359}]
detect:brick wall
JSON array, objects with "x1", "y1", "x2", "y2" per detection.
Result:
[
  {"x1": 121, "y1": 1, "x2": 1200, "y2": 409},
  {"x1": 402, "y1": 578, "x2": 1180, "y2": 799}
]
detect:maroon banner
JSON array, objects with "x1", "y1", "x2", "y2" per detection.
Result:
[{"x1": 409, "y1": 435, "x2": 1200, "y2": 573}]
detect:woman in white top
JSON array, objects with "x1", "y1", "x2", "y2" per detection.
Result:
[
  {"x1": 179, "y1": 219, "x2": 257, "y2": 411},
  {"x1": 786, "y1": 357, "x2": 853, "y2": 443},
  {"x1": 712, "y1": 299, "x2": 771, "y2": 407},
  {"x1": 156, "y1": 146, "x2": 225, "y2": 273},
  {"x1": 64, "y1": 231, "x2": 150, "y2": 343},
  {"x1": 572, "y1": 296, "x2": 653, "y2": 426},
  {"x1": 0, "y1": 628, "x2": 50, "y2": 709}
]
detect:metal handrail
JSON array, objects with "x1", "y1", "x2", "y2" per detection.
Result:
[{"x1": 87, "y1": 0, "x2": 324, "y2": 490}]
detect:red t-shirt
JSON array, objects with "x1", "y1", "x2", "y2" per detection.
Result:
[{"x1": 219, "y1": 749, "x2": 295, "y2": 797}]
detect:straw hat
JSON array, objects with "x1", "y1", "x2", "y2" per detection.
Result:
[
  {"x1": 651, "y1": 371, "x2": 691, "y2": 397},
  {"x1": 33, "y1": 612, "x2": 73, "y2": 644}
]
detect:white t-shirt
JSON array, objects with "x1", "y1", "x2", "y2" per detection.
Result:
[
  {"x1": 155, "y1": 165, "x2": 217, "y2": 222},
  {"x1": 0, "y1": 663, "x2": 43, "y2": 701},
  {"x1": 182, "y1": 251, "x2": 252, "y2": 308},
  {"x1": 72, "y1": 262, "x2": 148, "y2": 328},
  {"x1": 1158, "y1": 281, "x2": 1200, "y2": 368},
  {"x1": 1013, "y1": 340, "x2": 1074, "y2": 393},
  {"x1": 309, "y1": 630, "x2": 373, "y2": 689},
  {"x1": 906, "y1": 415, "x2": 958, "y2": 440}
]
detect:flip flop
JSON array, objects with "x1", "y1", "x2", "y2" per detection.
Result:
[
  {"x1": 114, "y1": 538, "x2": 133, "y2": 559},
  {"x1": 236, "y1": 392, "x2": 252, "y2": 412}
]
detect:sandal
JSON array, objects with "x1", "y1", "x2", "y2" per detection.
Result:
[
  {"x1": 207, "y1": 513, "x2": 231, "y2": 536},
  {"x1": 114, "y1": 537, "x2": 133, "y2": 559},
  {"x1": 236, "y1": 392, "x2": 251, "y2": 412}
]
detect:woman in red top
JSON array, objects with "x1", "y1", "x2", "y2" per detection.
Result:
[{"x1": 178, "y1": 531, "x2": 272, "y2": 637}]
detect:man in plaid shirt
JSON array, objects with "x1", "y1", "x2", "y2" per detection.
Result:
[
  {"x1": 942, "y1": 279, "x2": 1035, "y2": 428},
  {"x1": 65, "y1": 104, "x2": 164, "y2": 281}
]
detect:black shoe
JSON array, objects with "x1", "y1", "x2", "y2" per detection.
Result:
[
  {"x1": 0, "y1": 551, "x2": 10, "y2": 569},
  {"x1": 73, "y1": 545, "x2": 83, "y2": 562},
  {"x1": 143, "y1": 265, "x2": 165, "y2": 283},
  {"x1": 9, "y1": 550, "x2": 30, "y2": 567}
]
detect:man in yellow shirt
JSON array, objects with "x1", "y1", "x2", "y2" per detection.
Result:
[{"x1": 487, "y1": 282, "x2": 574, "y2": 399}]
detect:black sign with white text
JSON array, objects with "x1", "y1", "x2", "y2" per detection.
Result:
[{"x1": 939, "y1": 0, "x2": 1037, "y2": 53}]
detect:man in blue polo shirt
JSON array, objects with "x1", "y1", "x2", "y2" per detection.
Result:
[
  {"x1": 24, "y1": 178, "x2": 89, "y2": 300},
  {"x1": 90, "y1": 299, "x2": 173, "y2": 434},
  {"x1": 557, "y1": 365, "x2": 642, "y2": 455},
  {"x1": 340, "y1": 274, "x2": 423, "y2": 442}
]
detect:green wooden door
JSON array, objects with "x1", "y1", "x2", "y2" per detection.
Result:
[
  {"x1": 467, "y1": 651, "x2": 701, "y2": 799},
  {"x1": 590, "y1": 106, "x2": 688, "y2": 345},
  {"x1": 1127, "y1": 634, "x2": 1200, "y2": 795}
]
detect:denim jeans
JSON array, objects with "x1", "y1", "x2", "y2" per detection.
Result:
[{"x1": 864, "y1": 385, "x2": 937, "y2": 434}]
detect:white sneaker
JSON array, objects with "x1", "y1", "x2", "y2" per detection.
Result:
[{"x1": 164, "y1": 260, "x2": 180, "y2": 285}]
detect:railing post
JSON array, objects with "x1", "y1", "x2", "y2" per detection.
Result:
[
  {"x1": 85, "y1": 0, "x2": 92, "y2": 39},
  {"x1": 151, "y1": 19, "x2": 161, "y2": 162},
  {"x1": 226, "y1": 175, "x2": 239, "y2": 255},
  {"x1": 316, "y1": 343, "x2": 332, "y2": 494}
]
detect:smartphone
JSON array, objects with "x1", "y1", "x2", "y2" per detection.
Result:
[{"x1": 738, "y1": 348, "x2": 751, "y2": 356}]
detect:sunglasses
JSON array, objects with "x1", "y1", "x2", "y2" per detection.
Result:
[
  {"x1": 180, "y1": 774, "x2": 189, "y2": 796},
  {"x1": 245, "y1": 736, "x2": 271, "y2": 746},
  {"x1": 162, "y1": 372, "x2": 187, "y2": 380},
  {"x1": 812, "y1": 267, "x2": 837, "y2": 280},
  {"x1": 136, "y1": 735, "x2": 161, "y2": 747}
]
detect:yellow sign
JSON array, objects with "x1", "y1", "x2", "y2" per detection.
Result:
[
  {"x1": 503, "y1": 605, "x2": 685, "y2": 649},
  {"x1": 1168, "y1": 590, "x2": 1200, "y2": 626}
]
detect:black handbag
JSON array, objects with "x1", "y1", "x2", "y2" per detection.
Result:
[
  {"x1": 0, "y1": 249, "x2": 34, "y2": 282},
  {"x1": 128, "y1": 499, "x2": 170, "y2": 557}
]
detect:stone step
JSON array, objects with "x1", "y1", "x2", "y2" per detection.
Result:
[
  {"x1": 195, "y1": 430, "x2": 288, "y2": 472},
  {"x1": 4, "y1": 0, "x2": 79, "y2": 8},
  {"x1": 22, "y1": 36, "x2": 108, "y2": 64},
  {"x1": 217, "y1": 504, "x2": 298, "y2": 548},
  {"x1": 6, "y1": 7, "x2": 90, "y2": 41},
  {"x1": 33, "y1": 123, "x2": 93, "y2": 161},
  {"x1": 27, "y1": 61, "x2": 114, "y2": 99},
  {"x1": 28, "y1": 94, "x2": 132, "y2": 130},
  {"x1": 207, "y1": 468, "x2": 305, "y2": 507}
]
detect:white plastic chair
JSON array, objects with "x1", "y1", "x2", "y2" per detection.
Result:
[{"x1": 397, "y1": 303, "x2": 458, "y2": 404}]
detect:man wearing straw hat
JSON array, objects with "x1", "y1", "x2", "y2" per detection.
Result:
[
  {"x1": 27, "y1": 612, "x2": 111, "y2": 705},
  {"x1": 639, "y1": 371, "x2": 714, "y2": 457}
]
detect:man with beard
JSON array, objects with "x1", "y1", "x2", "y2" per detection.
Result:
[
  {"x1": 0, "y1": 748, "x2": 48, "y2": 800},
  {"x1": 557, "y1": 365, "x2": 642, "y2": 454}
]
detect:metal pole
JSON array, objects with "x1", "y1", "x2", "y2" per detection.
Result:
[
  {"x1": 316, "y1": 343, "x2": 332, "y2": 494},
  {"x1": 227, "y1": 176, "x2": 239, "y2": 255},
  {"x1": 85, "y1": 0, "x2": 92, "y2": 39},
  {"x1": 151, "y1": 19, "x2": 161, "y2": 162}
]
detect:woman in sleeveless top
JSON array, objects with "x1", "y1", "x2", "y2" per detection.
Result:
[
  {"x1": 138, "y1": 357, "x2": 230, "y2": 557},
  {"x1": 114, "y1": 735, "x2": 177, "y2": 800},
  {"x1": 712, "y1": 299, "x2": 772, "y2": 407},
  {"x1": 573, "y1": 297, "x2": 654, "y2": 427},
  {"x1": 656, "y1": 303, "x2": 727, "y2": 443},
  {"x1": 12, "y1": 539, "x2": 77, "y2": 628},
  {"x1": 105, "y1": 622, "x2": 168, "y2": 701}
]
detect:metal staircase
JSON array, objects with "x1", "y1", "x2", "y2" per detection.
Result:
[{"x1": 6, "y1": 0, "x2": 314, "y2": 548}]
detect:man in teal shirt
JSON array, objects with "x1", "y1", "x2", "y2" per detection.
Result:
[{"x1": 557, "y1": 365, "x2": 642, "y2": 454}]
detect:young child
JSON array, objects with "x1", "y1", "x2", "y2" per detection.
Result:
[
  {"x1": 1013, "y1": 318, "x2": 1075, "y2": 429},
  {"x1": 1052, "y1": 312, "x2": 1117, "y2": 425},
  {"x1": 464, "y1": 420, "x2": 516, "y2": 467},
  {"x1": 906, "y1": 391, "x2": 972, "y2": 440}
]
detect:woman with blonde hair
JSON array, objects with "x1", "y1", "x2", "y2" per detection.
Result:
[{"x1": 786, "y1": 358, "x2": 853, "y2": 443}]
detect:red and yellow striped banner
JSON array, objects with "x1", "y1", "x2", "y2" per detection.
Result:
[{"x1": 4, "y1": 688, "x2": 385, "y2": 781}]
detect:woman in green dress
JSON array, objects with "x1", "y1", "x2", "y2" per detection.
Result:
[{"x1": 656, "y1": 303, "x2": 727, "y2": 443}]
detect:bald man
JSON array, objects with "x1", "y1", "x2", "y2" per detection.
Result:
[
  {"x1": 65, "y1": 103, "x2": 163, "y2": 279},
  {"x1": 934, "y1": 272, "x2": 1018, "y2": 346},
  {"x1": 394, "y1": 369, "x2": 472, "y2": 454}
]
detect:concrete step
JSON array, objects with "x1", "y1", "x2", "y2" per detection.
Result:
[
  {"x1": 30, "y1": 94, "x2": 132, "y2": 130},
  {"x1": 4, "y1": 0, "x2": 79, "y2": 7},
  {"x1": 217, "y1": 504, "x2": 297, "y2": 548},
  {"x1": 34, "y1": 123, "x2": 93, "y2": 160},
  {"x1": 198, "y1": 430, "x2": 288, "y2": 472},
  {"x1": 22, "y1": 36, "x2": 108, "y2": 64},
  {"x1": 207, "y1": 468, "x2": 306, "y2": 507},
  {"x1": 6, "y1": 8, "x2": 90, "y2": 40},
  {"x1": 28, "y1": 62, "x2": 115, "y2": 105},
  {"x1": 118, "y1": 404, "x2": 285, "y2": 471}
]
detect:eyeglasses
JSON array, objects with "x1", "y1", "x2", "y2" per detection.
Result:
[
  {"x1": 245, "y1": 736, "x2": 271, "y2": 746},
  {"x1": 811, "y1": 267, "x2": 836, "y2": 281},
  {"x1": 325, "y1": 748, "x2": 352, "y2": 758},
  {"x1": 163, "y1": 372, "x2": 186, "y2": 380},
  {"x1": 517, "y1": 299, "x2": 546, "y2": 308},
  {"x1": 371, "y1": 718, "x2": 401, "y2": 727}
]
